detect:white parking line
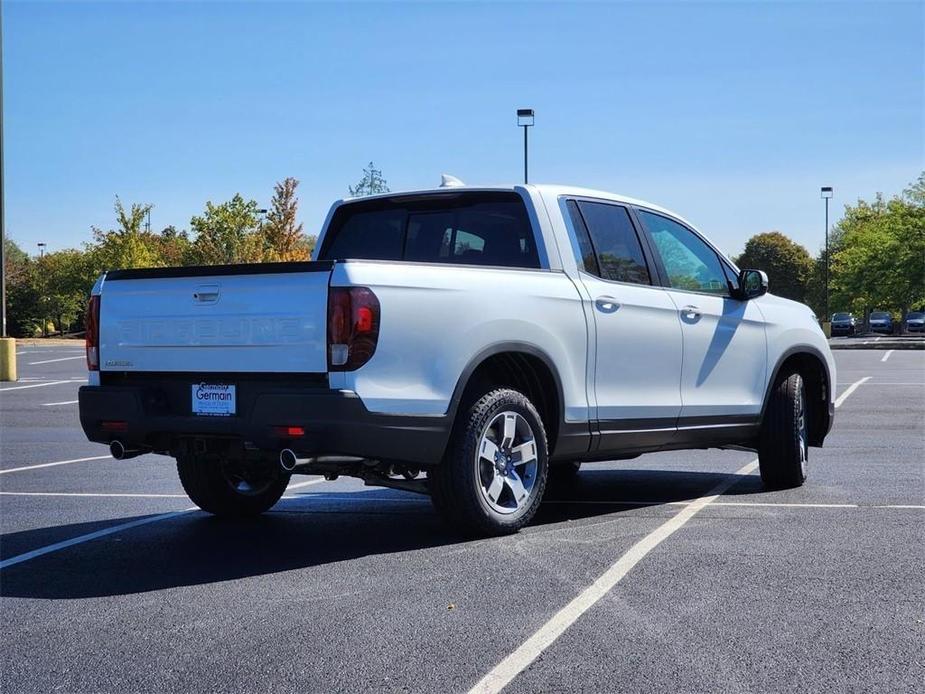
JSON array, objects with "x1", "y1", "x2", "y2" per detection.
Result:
[
  {"x1": 834, "y1": 377, "x2": 870, "y2": 408},
  {"x1": 0, "y1": 478, "x2": 327, "y2": 570},
  {"x1": 17, "y1": 377, "x2": 86, "y2": 382},
  {"x1": 0, "y1": 509, "x2": 195, "y2": 570},
  {"x1": 41, "y1": 400, "x2": 79, "y2": 407},
  {"x1": 0, "y1": 455, "x2": 112, "y2": 475},
  {"x1": 469, "y1": 458, "x2": 759, "y2": 694},
  {"x1": 0, "y1": 380, "x2": 73, "y2": 392},
  {"x1": 470, "y1": 370, "x2": 872, "y2": 694},
  {"x1": 27, "y1": 355, "x2": 86, "y2": 365},
  {"x1": 286, "y1": 478, "x2": 325, "y2": 491},
  {"x1": 0, "y1": 491, "x2": 188, "y2": 498},
  {"x1": 541, "y1": 499, "x2": 925, "y2": 510},
  {"x1": 881, "y1": 350, "x2": 894, "y2": 362}
]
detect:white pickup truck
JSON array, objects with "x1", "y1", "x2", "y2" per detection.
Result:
[{"x1": 79, "y1": 183, "x2": 836, "y2": 535}]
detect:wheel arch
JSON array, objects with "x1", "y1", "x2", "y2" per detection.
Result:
[
  {"x1": 761, "y1": 346, "x2": 833, "y2": 447},
  {"x1": 446, "y1": 343, "x2": 571, "y2": 459}
]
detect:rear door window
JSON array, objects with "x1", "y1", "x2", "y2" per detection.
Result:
[
  {"x1": 319, "y1": 193, "x2": 540, "y2": 269},
  {"x1": 567, "y1": 200, "x2": 651, "y2": 285}
]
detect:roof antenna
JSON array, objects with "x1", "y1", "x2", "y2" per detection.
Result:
[{"x1": 439, "y1": 174, "x2": 465, "y2": 188}]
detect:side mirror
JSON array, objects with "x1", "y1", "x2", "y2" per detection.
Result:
[{"x1": 738, "y1": 269, "x2": 768, "y2": 299}]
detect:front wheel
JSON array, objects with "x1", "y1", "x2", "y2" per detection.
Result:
[
  {"x1": 758, "y1": 371, "x2": 808, "y2": 489},
  {"x1": 429, "y1": 388, "x2": 548, "y2": 536},
  {"x1": 177, "y1": 454, "x2": 290, "y2": 517}
]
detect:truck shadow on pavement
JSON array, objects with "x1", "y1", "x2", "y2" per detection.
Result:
[{"x1": 0, "y1": 468, "x2": 763, "y2": 600}]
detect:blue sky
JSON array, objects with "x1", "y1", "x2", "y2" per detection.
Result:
[{"x1": 4, "y1": 0, "x2": 922, "y2": 257}]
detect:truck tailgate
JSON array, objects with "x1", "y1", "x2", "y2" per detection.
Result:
[{"x1": 99, "y1": 264, "x2": 331, "y2": 374}]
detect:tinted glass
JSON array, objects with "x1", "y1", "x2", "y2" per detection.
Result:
[
  {"x1": 574, "y1": 201, "x2": 650, "y2": 284},
  {"x1": 320, "y1": 193, "x2": 539, "y2": 269},
  {"x1": 323, "y1": 208, "x2": 406, "y2": 261},
  {"x1": 565, "y1": 200, "x2": 600, "y2": 276},
  {"x1": 870, "y1": 311, "x2": 890, "y2": 319},
  {"x1": 833, "y1": 313, "x2": 851, "y2": 320},
  {"x1": 638, "y1": 210, "x2": 728, "y2": 295},
  {"x1": 908, "y1": 312, "x2": 924, "y2": 319}
]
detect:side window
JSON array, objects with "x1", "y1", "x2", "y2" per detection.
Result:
[
  {"x1": 565, "y1": 200, "x2": 600, "y2": 276},
  {"x1": 637, "y1": 210, "x2": 729, "y2": 295},
  {"x1": 574, "y1": 201, "x2": 651, "y2": 285}
]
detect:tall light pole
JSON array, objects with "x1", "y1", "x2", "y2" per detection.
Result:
[
  {"x1": 821, "y1": 187, "x2": 833, "y2": 321},
  {"x1": 516, "y1": 108, "x2": 534, "y2": 184},
  {"x1": 0, "y1": 7, "x2": 6, "y2": 338},
  {"x1": 37, "y1": 243, "x2": 47, "y2": 337}
]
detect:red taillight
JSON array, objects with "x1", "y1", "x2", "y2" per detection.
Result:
[
  {"x1": 327, "y1": 287, "x2": 380, "y2": 371},
  {"x1": 85, "y1": 295, "x2": 101, "y2": 371},
  {"x1": 101, "y1": 420, "x2": 128, "y2": 432},
  {"x1": 273, "y1": 425, "x2": 306, "y2": 438}
]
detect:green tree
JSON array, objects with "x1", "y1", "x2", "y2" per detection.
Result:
[
  {"x1": 89, "y1": 197, "x2": 162, "y2": 271},
  {"x1": 261, "y1": 178, "x2": 311, "y2": 261},
  {"x1": 349, "y1": 162, "x2": 389, "y2": 197},
  {"x1": 735, "y1": 231, "x2": 814, "y2": 303},
  {"x1": 190, "y1": 194, "x2": 264, "y2": 265},
  {"x1": 829, "y1": 175, "x2": 925, "y2": 319},
  {"x1": 154, "y1": 225, "x2": 193, "y2": 266},
  {"x1": 35, "y1": 249, "x2": 94, "y2": 335},
  {"x1": 3, "y1": 238, "x2": 40, "y2": 336}
]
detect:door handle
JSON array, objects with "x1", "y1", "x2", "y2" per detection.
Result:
[
  {"x1": 595, "y1": 297, "x2": 621, "y2": 314},
  {"x1": 681, "y1": 305, "x2": 701, "y2": 318}
]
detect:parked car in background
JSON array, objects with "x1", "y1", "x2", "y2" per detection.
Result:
[
  {"x1": 831, "y1": 312, "x2": 857, "y2": 336},
  {"x1": 868, "y1": 311, "x2": 894, "y2": 334},
  {"x1": 905, "y1": 311, "x2": 925, "y2": 333}
]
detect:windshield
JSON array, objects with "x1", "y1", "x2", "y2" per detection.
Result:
[
  {"x1": 908, "y1": 312, "x2": 924, "y2": 320},
  {"x1": 870, "y1": 312, "x2": 890, "y2": 319},
  {"x1": 833, "y1": 313, "x2": 851, "y2": 320}
]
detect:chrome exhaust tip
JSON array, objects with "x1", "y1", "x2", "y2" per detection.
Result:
[
  {"x1": 110, "y1": 440, "x2": 145, "y2": 460},
  {"x1": 280, "y1": 449, "x2": 299, "y2": 472}
]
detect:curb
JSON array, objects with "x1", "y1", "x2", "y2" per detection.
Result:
[{"x1": 829, "y1": 341, "x2": 924, "y2": 350}]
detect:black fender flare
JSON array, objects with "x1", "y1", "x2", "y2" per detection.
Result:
[
  {"x1": 444, "y1": 341, "x2": 569, "y2": 447},
  {"x1": 760, "y1": 345, "x2": 834, "y2": 444}
]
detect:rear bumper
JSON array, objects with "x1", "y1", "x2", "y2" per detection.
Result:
[{"x1": 78, "y1": 385, "x2": 450, "y2": 466}]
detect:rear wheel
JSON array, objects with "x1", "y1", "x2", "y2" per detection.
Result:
[
  {"x1": 758, "y1": 371, "x2": 808, "y2": 489},
  {"x1": 429, "y1": 388, "x2": 548, "y2": 536},
  {"x1": 177, "y1": 454, "x2": 289, "y2": 517}
]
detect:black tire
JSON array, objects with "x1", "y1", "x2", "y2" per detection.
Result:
[
  {"x1": 758, "y1": 371, "x2": 808, "y2": 489},
  {"x1": 177, "y1": 454, "x2": 290, "y2": 517},
  {"x1": 429, "y1": 388, "x2": 548, "y2": 536},
  {"x1": 548, "y1": 461, "x2": 582, "y2": 484}
]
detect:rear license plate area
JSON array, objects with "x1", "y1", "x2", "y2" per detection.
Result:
[{"x1": 192, "y1": 383, "x2": 236, "y2": 417}]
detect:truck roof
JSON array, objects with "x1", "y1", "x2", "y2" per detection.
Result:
[{"x1": 339, "y1": 183, "x2": 698, "y2": 232}]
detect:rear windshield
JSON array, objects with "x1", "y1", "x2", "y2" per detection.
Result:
[
  {"x1": 833, "y1": 313, "x2": 851, "y2": 320},
  {"x1": 318, "y1": 192, "x2": 540, "y2": 269}
]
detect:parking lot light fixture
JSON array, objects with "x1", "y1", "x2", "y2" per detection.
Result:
[
  {"x1": 517, "y1": 108, "x2": 534, "y2": 184},
  {"x1": 821, "y1": 187, "x2": 833, "y2": 323}
]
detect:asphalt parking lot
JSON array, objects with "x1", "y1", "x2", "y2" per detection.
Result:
[{"x1": 1, "y1": 346, "x2": 923, "y2": 693}]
